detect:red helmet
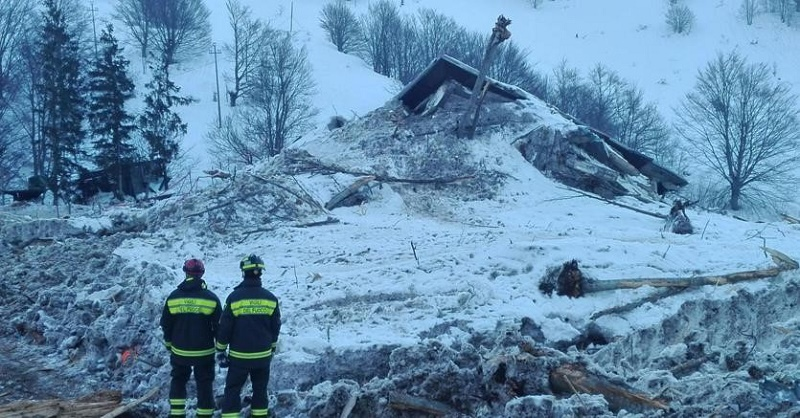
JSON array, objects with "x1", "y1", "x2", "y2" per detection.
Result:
[{"x1": 182, "y1": 258, "x2": 205, "y2": 276}]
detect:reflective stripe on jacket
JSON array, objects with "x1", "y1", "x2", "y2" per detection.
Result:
[
  {"x1": 216, "y1": 279, "x2": 281, "y2": 367},
  {"x1": 160, "y1": 278, "x2": 222, "y2": 365}
]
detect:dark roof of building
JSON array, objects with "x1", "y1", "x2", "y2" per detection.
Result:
[{"x1": 395, "y1": 55, "x2": 527, "y2": 112}]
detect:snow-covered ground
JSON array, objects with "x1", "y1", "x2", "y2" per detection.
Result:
[{"x1": 4, "y1": 0, "x2": 800, "y2": 417}]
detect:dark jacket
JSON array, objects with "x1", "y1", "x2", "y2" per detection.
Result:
[
  {"x1": 160, "y1": 277, "x2": 222, "y2": 365},
  {"x1": 216, "y1": 278, "x2": 281, "y2": 368}
]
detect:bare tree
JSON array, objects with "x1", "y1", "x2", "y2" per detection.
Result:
[
  {"x1": 210, "y1": 30, "x2": 316, "y2": 162},
  {"x1": 149, "y1": 0, "x2": 211, "y2": 68},
  {"x1": 0, "y1": 0, "x2": 35, "y2": 103},
  {"x1": 319, "y1": 0, "x2": 362, "y2": 54},
  {"x1": 393, "y1": 17, "x2": 419, "y2": 83},
  {"x1": 675, "y1": 51, "x2": 800, "y2": 210},
  {"x1": 740, "y1": 0, "x2": 758, "y2": 25},
  {"x1": 360, "y1": 0, "x2": 403, "y2": 77},
  {"x1": 613, "y1": 87, "x2": 673, "y2": 165},
  {"x1": 666, "y1": 4, "x2": 695, "y2": 34},
  {"x1": 764, "y1": 0, "x2": 794, "y2": 24},
  {"x1": 548, "y1": 60, "x2": 590, "y2": 120},
  {"x1": 113, "y1": 0, "x2": 156, "y2": 68},
  {"x1": 224, "y1": 0, "x2": 263, "y2": 107},
  {"x1": 413, "y1": 8, "x2": 460, "y2": 67}
]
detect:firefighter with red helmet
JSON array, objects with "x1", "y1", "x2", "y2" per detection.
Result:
[
  {"x1": 216, "y1": 254, "x2": 282, "y2": 418},
  {"x1": 160, "y1": 258, "x2": 222, "y2": 418}
]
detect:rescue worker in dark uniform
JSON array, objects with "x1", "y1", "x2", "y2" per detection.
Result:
[
  {"x1": 160, "y1": 258, "x2": 222, "y2": 418},
  {"x1": 216, "y1": 254, "x2": 282, "y2": 418}
]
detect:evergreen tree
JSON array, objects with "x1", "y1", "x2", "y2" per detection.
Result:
[
  {"x1": 138, "y1": 62, "x2": 192, "y2": 190},
  {"x1": 38, "y1": 0, "x2": 85, "y2": 205},
  {"x1": 87, "y1": 24, "x2": 136, "y2": 199}
]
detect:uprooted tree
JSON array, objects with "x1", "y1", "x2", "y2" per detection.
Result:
[{"x1": 540, "y1": 247, "x2": 799, "y2": 298}]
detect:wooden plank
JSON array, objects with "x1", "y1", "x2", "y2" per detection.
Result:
[{"x1": 388, "y1": 392, "x2": 456, "y2": 416}]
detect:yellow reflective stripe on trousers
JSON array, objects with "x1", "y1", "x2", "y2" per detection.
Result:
[
  {"x1": 169, "y1": 398, "x2": 186, "y2": 416},
  {"x1": 251, "y1": 407, "x2": 269, "y2": 416},
  {"x1": 196, "y1": 407, "x2": 214, "y2": 415},
  {"x1": 229, "y1": 348, "x2": 273, "y2": 360},
  {"x1": 170, "y1": 346, "x2": 215, "y2": 357},
  {"x1": 230, "y1": 299, "x2": 277, "y2": 316},
  {"x1": 221, "y1": 413, "x2": 240, "y2": 418},
  {"x1": 167, "y1": 297, "x2": 217, "y2": 315}
]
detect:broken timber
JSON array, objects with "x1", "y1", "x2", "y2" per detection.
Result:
[
  {"x1": 100, "y1": 386, "x2": 160, "y2": 418},
  {"x1": 547, "y1": 247, "x2": 798, "y2": 297},
  {"x1": 388, "y1": 392, "x2": 457, "y2": 416},
  {"x1": 457, "y1": 15, "x2": 512, "y2": 139},
  {"x1": 325, "y1": 176, "x2": 376, "y2": 210},
  {"x1": 0, "y1": 390, "x2": 122, "y2": 418},
  {"x1": 550, "y1": 363, "x2": 668, "y2": 412}
]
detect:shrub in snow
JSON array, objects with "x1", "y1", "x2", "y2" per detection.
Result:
[{"x1": 666, "y1": 4, "x2": 695, "y2": 34}]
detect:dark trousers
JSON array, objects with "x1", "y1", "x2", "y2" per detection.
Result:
[
  {"x1": 221, "y1": 362, "x2": 271, "y2": 417},
  {"x1": 169, "y1": 361, "x2": 215, "y2": 417}
]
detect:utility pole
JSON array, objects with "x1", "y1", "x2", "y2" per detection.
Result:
[
  {"x1": 290, "y1": 2, "x2": 294, "y2": 34},
  {"x1": 90, "y1": 0, "x2": 99, "y2": 59},
  {"x1": 211, "y1": 43, "x2": 222, "y2": 128}
]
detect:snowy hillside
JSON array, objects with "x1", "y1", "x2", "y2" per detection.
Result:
[{"x1": 3, "y1": 0, "x2": 800, "y2": 417}]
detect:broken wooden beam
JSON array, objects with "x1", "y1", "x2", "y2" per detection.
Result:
[
  {"x1": 549, "y1": 363, "x2": 668, "y2": 413},
  {"x1": 100, "y1": 386, "x2": 160, "y2": 418},
  {"x1": 388, "y1": 392, "x2": 457, "y2": 416},
  {"x1": 325, "y1": 176, "x2": 376, "y2": 210},
  {"x1": 0, "y1": 390, "x2": 122, "y2": 418}
]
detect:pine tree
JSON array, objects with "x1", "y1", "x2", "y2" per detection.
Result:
[
  {"x1": 138, "y1": 62, "x2": 192, "y2": 190},
  {"x1": 87, "y1": 24, "x2": 136, "y2": 199},
  {"x1": 38, "y1": 0, "x2": 85, "y2": 205}
]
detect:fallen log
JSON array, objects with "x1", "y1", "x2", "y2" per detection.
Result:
[
  {"x1": 589, "y1": 287, "x2": 686, "y2": 320},
  {"x1": 388, "y1": 392, "x2": 457, "y2": 416},
  {"x1": 0, "y1": 390, "x2": 122, "y2": 418},
  {"x1": 542, "y1": 247, "x2": 798, "y2": 298},
  {"x1": 549, "y1": 363, "x2": 668, "y2": 413}
]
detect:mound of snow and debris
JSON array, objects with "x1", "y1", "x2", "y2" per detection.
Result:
[{"x1": 3, "y1": 79, "x2": 800, "y2": 418}]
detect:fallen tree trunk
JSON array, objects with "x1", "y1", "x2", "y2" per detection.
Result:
[
  {"x1": 550, "y1": 363, "x2": 668, "y2": 413},
  {"x1": 0, "y1": 390, "x2": 122, "y2": 418},
  {"x1": 585, "y1": 265, "x2": 788, "y2": 293},
  {"x1": 544, "y1": 247, "x2": 798, "y2": 297}
]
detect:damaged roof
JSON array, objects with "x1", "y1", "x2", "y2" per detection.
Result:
[
  {"x1": 396, "y1": 54, "x2": 527, "y2": 113},
  {"x1": 393, "y1": 54, "x2": 688, "y2": 197}
]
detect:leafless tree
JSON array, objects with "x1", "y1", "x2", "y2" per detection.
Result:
[
  {"x1": 149, "y1": 0, "x2": 211, "y2": 68},
  {"x1": 740, "y1": 0, "x2": 758, "y2": 25},
  {"x1": 209, "y1": 30, "x2": 316, "y2": 163},
  {"x1": 319, "y1": 0, "x2": 363, "y2": 54},
  {"x1": 666, "y1": 4, "x2": 695, "y2": 34},
  {"x1": 393, "y1": 17, "x2": 419, "y2": 83},
  {"x1": 0, "y1": 0, "x2": 34, "y2": 194},
  {"x1": 675, "y1": 51, "x2": 800, "y2": 211},
  {"x1": 0, "y1": 0, "x2": 36, "y2": 103},
  {"x1": 360, "y1": 0, "x2": 403, "y2": 77},
  {"x1": 224, "y1": 0, "x2": 263, "y2": 107},
  {"x1": 548, "y1": 60, "x2": 590, "y2": 120},
  {"x1": 763, "y1": 0, "x2": 794, "y2": 24},
  {"x1": 113, "y1": 0, "x2": 156, "y2": 66},
  {"x1": 413, "y1": 8, "x2": 460, "y2": 67},
  {"x1": 613, "y1": 87, "x2": 674, "y2": 166}
]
